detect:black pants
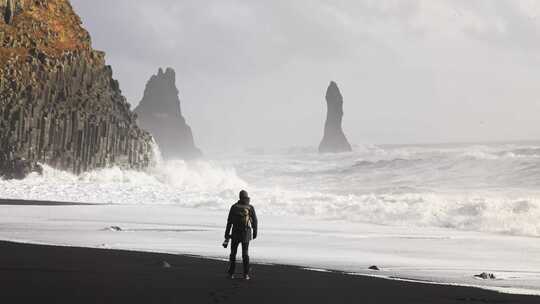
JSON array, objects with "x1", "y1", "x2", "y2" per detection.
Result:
[{"x1": 228, "y1": 239, "x2": 250, "y2": 275}]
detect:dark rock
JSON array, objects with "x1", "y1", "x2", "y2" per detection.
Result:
[
  {"x1": 319, "y1": 81, "x2": 352, "y2": 153},
  {"x1": 368, "y1": 265, "x2": 380, "y2": 271},
  {"x1": 474, "y1": 272, "x2": 496, "y2": 280},
  {"x1": 4, "y1": 0, "x2": 14, "y2": 24},
  {"x1": 0, "y1": 0, "x2": 154, "y2": 179},
  {"x1": 107, "y1": 226, "x2": 122, "y2": 232},
  {"x1": 135, "y1": 68, "x2": 201, "y2": 160},
  {"x1": 34, "y1": 162, "x2": 43, "y2": 175},
  {"x1": 6, "y1": 157, "x2": 42, "y2": 179},
  {"x1": 11, "y1": 157, "x2": 28, "y2": 179}
]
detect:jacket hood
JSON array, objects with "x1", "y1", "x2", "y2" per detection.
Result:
[{"x1": 238, "y1": 198, "x2": 250, "y2": 205}]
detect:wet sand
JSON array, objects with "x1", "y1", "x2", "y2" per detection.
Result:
[
  {"x1": 0, "y1": 241, "x2": 537, "y2": 304},
  {"x1": 0, "y1": 198, "x2": 97, "y2": 206}
]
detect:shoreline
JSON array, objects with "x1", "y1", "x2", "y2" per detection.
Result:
[
  {"x1": 0, "y1": 198, "x2": 98, "y2": 206},
  {"x1": 1, "y1": 199, "x2": 540, "y2": 299},
  {"x1": 0, "y1": 240, "x2": 538, "y2": 303}
]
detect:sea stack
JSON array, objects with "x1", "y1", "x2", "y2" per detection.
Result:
[
  {"x1": 0, "y1": 0, "x2": 154, "y2": 179},
  {"x1": 135, "y1": 68, "x2": 201, "y2": 160},
  {"x1": 319, "y1": 81, "x2": 352, "y2": 153}
]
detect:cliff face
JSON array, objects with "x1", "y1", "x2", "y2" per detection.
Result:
[
  {"x1": 135, "y1": 68, "x2": 201, "y2": 160},
  {"x1": 319, "y1": 81, "x2": 352, "y2": 153},
  {"x1": 0, "y1": 0, "x2": 154, "y2": 178}
]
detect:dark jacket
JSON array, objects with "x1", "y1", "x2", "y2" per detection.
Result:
[{"x1": 225, "y1": 200, "x2": 258, "y2": 242}]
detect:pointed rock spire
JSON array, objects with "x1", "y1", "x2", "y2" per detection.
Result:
[
  {"x1": 319, "y1": 81, "x2": 352, "y2": 153},
  {"x1": 135, "y1": 68, "x2": 202, "y2": 160}
]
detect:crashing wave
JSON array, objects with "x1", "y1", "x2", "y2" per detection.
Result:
[{"x1": 1, "y1": 142, "x2": 540, "y2": 236}]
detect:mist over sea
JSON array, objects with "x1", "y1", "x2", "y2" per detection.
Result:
[{"x1": 2, "y1": 142, "x2": 540, "y2": 237}]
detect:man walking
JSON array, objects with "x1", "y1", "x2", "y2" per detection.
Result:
[{"x1": 224, "y1": 190, "x2": 258, "y2": 280}]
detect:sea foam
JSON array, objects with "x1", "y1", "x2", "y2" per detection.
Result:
[{"x1": 1, "y1": 143, "x2": 540, "y2": 236}]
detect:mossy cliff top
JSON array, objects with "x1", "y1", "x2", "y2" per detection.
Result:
[{"x1": 0, "y1": 0, "x2": 96, "y2": 66}]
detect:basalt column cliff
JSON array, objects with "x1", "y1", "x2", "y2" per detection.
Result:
[
  {"x1": 319, "y1": 81, "x2": 352, "y2": 153},
  {"x1": 0, "y1": 0, "x2": 154, "y2": 178},
  {"x1": 135, "y1": 68, "x2": 201, "y2": 160}
]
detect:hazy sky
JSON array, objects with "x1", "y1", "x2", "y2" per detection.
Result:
[{"x1": 70, "y1": 0, "x2": 540, "y2": 151}]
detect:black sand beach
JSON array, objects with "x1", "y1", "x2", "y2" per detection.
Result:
[{"x1": 0, "y1": 241, "x2": 537, "y2": 304}]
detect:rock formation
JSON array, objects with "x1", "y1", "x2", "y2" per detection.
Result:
[
  {"x1": 0, "y1": 0, "x2": 154, "y2": 179},
  {"x1": 135, "y1": 68, "x2": 201, "y2": 160},
  {"x1": 319, "y1": 81, "x2": 352, "y2": 153}
]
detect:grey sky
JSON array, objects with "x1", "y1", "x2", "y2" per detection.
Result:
[{"x1": 70, "y1": 0, "x2": 540, "y2": 151}]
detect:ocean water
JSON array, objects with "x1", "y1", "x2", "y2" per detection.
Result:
[{"x1": 1, "y1": 142, "x2": 540, "y2": 237}]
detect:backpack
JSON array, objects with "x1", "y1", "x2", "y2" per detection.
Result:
[{"x1": 233, "y1": 204, "x2": 252, "y2": 228}]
